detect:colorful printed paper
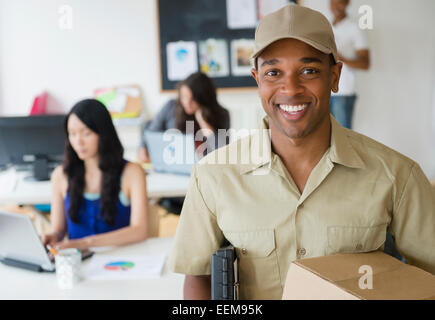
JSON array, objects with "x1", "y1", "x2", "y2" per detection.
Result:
[
  {"x1": 231, "y1": 39, "x2": 255, "y2": 76},
  {"x1": 166, "y1": 41, "x2": 198, "y2": 81},
  {"x1": 84, "y1": 255, "x2": 166, "y2": 280},
  {"x1": 199, "y1": 39, "x2": 229, "y2": 78}
]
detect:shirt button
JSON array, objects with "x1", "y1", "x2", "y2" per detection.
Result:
[
  {"x1": 297, "y1": 248, "x2": 306, "y2": 256},
  {"x1": 356, "y1": 243, "x2": 363, "y2": 251},
  {"x1": 241, "y1": 248, "x2": 248, "y2": 255}
]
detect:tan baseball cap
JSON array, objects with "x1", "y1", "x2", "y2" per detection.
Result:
[{"x1": 252, "y1": 4, "x2": 338, "y2": 64}]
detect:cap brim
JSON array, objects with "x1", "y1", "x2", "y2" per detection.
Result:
[{"x1": 251, "y1": 35, "x2": 337, "y2": 63}]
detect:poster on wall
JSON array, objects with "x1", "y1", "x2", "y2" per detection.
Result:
[
  {"x1": 258, "y1": 0, "x2": 293, "y2": 19},
  {"x1": 231, "y1": 39, "x2": 255, "y2": 76},
  {"x1": 226, "y1": 0, "x2": 257, "y2": 29},
  {"x1": 158, "y1": 0, "x2": 259, "y2": 90},
  {"x1": 199, "y1": 39, "x2": 230, "y2": 78},
  {"x1": 94, "y1": 85, "x2": 143, "y2": 119},
  {"x1": 166, "y1": 41, "x2": 198, "y2": 81}
]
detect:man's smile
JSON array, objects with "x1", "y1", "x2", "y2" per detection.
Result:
[{"x1": 275, "y1": 102, "x2": 311, "y2": 121}]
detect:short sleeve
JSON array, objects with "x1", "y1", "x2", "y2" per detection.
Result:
[
  {"x1": 167, "y1": 165, "x2": 225, "y2": 275},
  {"x1": 353, "y1": 25, "x2": 369, "y2": 50},
  {"x1": 390, "y1": 163, "x2": 435, "y2": 274}
]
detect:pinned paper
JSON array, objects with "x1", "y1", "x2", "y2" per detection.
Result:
[
  {"x1": 94, "y1": 85, "x2": 144, "y2": 118},
  {"x1": 199, "y1": 39, "x2": 229, "y2": 78},
  {"x1": 96, "y1": 90, "x2": 127, "y2": 113},
  {"x1": 166, "y1": 41, "x2": 198, "y2": 81},
  {"x1": 258, "y1": 0, "x2": 292, "y2": 20},
  {"x1": 117, "y1": 86, "x2": 140, "y2": 98},
  {"x1": 231, "y1": 39, "x2": 255, "y2": 76},
  {"x1": 226, "y1": 0, "x2": 257, "y2": 29},
  {"x1": 96, "y1": 89, "x2": 116, "y2": 106}
]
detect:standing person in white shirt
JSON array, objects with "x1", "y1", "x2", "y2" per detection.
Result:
[{"x1": 330, "y1": 0, "x2": 370, "y2": 129}]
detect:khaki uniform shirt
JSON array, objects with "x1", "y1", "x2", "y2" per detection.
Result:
[{"x1": 168, "y1": 116, "x2": 435, "y2": 300}]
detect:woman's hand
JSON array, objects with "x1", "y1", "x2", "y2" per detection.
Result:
[
  {"x1": 194, "y1": 108, "x2": 205, "y2": 124},
  {"x1": 55, "y1": 237, "x2": 92, "y2": 251},
  {"x1": 194, "y1": 109, "x2": 214, "y2": 133},
  {"x1": 41, "y1": 232, "x2": 61, "y2": 247}
]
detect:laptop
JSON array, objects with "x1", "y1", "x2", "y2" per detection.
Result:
[
  {"x1": 0, "y1": 211, "x2": 55, "y2": 272},
  {"x1": 0, "y1": 211, "x2": 93, "y2": 272},
  {"x1": 144, "y1": 130, "x2": 198, "y2": 176}
]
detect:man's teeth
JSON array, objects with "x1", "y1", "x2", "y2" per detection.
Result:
[{"x1": 279, "y1": 104, "x2": 308, "y2": 113}]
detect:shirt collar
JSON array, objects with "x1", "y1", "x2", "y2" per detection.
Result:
[
  {"x1": 329, "y1": 115, "x2": 365, "y2": 169},
  {"x1": 238, "y1": 117, "x2": 272, "y2": 175},
  {"x1": 239, "y1": 115, "x2": 365, "y2": 175}
]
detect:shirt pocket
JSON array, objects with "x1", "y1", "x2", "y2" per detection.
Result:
[
  {"x1": 224, "y1": 229, "x2": 281, "y2": 299},
  {"x1": 326, "y1": 224, "x2": 387, "y2": 255}
]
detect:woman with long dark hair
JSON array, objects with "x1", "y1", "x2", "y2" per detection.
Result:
[
  {"x1": 42, "y1": 99, "x2": 149, "y2": 250},
  {"x1": 137, "y1": 72, "x2": 230, "y2": 215},
  {"x1": 138, "y1": 71, "x2": 230, "y2": 162}
]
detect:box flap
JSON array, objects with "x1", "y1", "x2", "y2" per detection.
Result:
[
  {"x1": 337, "y1": 265, "x2": 435, "y2": 300},
  {"x1": 286, "y1": 251, "x2": 435, "y2": 300},
  {"x1": 294, "y1": 251, "x2": 403, "y2": 283},
  {"x1": 283, "y1": 263, "x2": 360, "y2": 300}
]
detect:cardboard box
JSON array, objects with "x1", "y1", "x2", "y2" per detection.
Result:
[{"x1": 282, "y1": 251, "x2": 435, "y2": 300}]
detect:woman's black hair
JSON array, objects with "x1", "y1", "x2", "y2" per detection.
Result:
[
  {"x1": 175, "y1": 72, "x2": 229, "y2": 133},
  {"x1": 63, "y1": 99, "x2": 124, "y2": 226}
]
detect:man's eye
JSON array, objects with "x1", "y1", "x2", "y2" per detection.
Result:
[
  {"x1": 303, "y1": 68, "x2": 318, "y2": 75},
  {"x1": 265, "y1": 70, "x2": 278, "y2": 77}
]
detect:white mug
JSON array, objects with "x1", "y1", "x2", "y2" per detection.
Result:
[{"x1": 55, "y1": 248, "x2": 81, "y2": 289}]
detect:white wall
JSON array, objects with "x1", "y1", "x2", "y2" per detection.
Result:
[
  {"x1": 0, "y1": 0, "x2": 264, "y2": 127},
  {"x1": 0, "y1": 0, "x2": 163, "y2": 115},
  {"x1": 0, "y1": 0, "x2": 175, "y2": 117},
  {"x1": 1, "y1": 0, "x2": 434, "y2": 179},
  {"x1": 302, "y1": 0, "x2": 435, "y2": 179}
]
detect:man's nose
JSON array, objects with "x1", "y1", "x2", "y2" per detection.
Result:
[{"x1": 280, "y1": 74, "x2": 304, "y2": 96}]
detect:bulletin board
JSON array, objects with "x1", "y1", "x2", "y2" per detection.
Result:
[
  {"x1": 94, "y1": 85, "x2": 144, "y2": 119},
  {"x1": 156, "y1": 0, "x2": 297, "y2": 92}
]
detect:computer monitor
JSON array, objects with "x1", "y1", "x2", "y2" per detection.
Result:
[
  {"x1": 0, "y1": 138, "x2": 8, "y2": 170},
  {"x1": 0, "y1": 114, "x2": 66, "y2": 181},
  {"x1": 143, "y1": 130, "x2": 198, "y2": 175}
]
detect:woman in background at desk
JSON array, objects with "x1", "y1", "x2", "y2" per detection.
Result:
[
  {"x1": 138, "y1": 71, "x2": 230, "y2": 163},
  {"x1": 43, "y1": 99, "x2": 149, "y2": 250},
  {"x1": 138, "y1": 72, "x2": 230, "y2": 215}
]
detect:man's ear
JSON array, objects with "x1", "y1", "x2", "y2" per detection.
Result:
[
  {"x1": 251, "y1": 67, "x2": 260, "y2": 86},
  {"x1": 331, "y1": 61, "x2": 343, "y2": 93}
]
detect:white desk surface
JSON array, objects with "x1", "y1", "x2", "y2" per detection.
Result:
[
  {"x1": 0, "y1": 169, "x2": 190, "y2": 205},
  {"x1": 0, "y1": 237, "x2": 185, "y2": 300}
]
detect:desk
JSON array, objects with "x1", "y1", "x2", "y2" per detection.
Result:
[
  {"x1": 0, "y1": 237, "x2": 184, "y2": 299},
  {"x1": 0, "y1": 168, "x2": 190, "y2": 205}
]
